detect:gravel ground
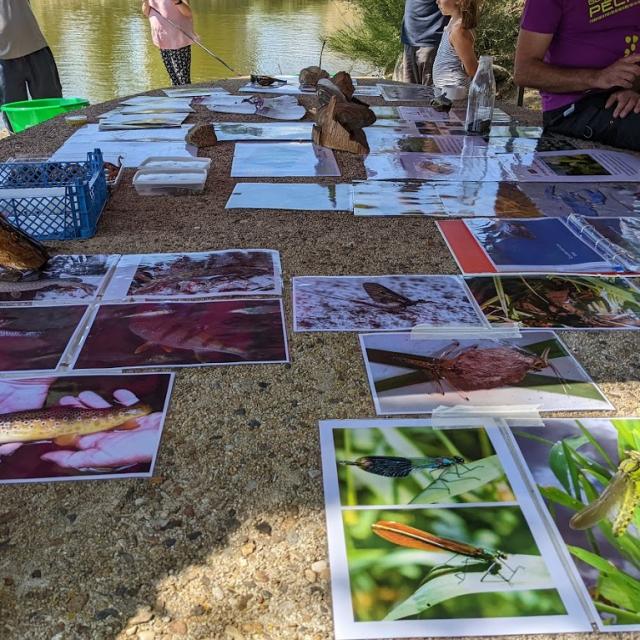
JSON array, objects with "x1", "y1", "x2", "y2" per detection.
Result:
[{"x1": 0, "y1": 79, "x2": 639, "y2": 640}]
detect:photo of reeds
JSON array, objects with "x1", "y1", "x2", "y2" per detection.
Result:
[
  {"x1": 514, "y1": 418, "x2": 640, "y2": 627},
  {"x1": 466, "y1": 274, "x2": 640, "y2": 329}
]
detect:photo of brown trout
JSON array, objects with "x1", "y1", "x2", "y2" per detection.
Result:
[{"x1": 0, "y1": 403, "x2": 151, "y2": 446}]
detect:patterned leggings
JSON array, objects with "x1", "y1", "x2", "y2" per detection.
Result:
[{"x1": 160, "y1": 45, "x2": 191, "y2": 86}]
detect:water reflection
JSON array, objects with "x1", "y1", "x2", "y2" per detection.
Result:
[{"x1": 31, "y1": 0, "x2": 369, "y2": 103}]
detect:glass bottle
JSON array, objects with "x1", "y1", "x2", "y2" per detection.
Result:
[{"x1": 465, "y1": 55, "x2": 496, "y2": 136}]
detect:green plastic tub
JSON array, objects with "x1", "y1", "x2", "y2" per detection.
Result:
[{"x1": 1, "y1": 97, "x2": 89, "y2": 133}]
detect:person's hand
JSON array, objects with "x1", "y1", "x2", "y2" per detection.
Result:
[
  {"x1": 605, "y1": 89, "x2": 640, "y2": 118},
  {"x1": 593, "y1": 54, "x2": 640, "y2": 90},
  {"x1": 0, "y1": 378, "x2": 52, "y2": 457},
  {"x1": 40, "y1": 389, "x2": 162, "y2": 470}
]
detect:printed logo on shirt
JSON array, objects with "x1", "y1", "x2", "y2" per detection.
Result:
[
  {"x1": 625, "y1": 34, "x2": 639, "y2": 55},
  {"x1": 588, "y1": 0, "x2": 640, "y2": 22}
]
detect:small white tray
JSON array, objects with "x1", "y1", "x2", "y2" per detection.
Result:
[
  {"x1": 133, "y1": 167, "x2": 207, "y2": 196},
  {"x1": 139, "y1": 156, "x2": 211, "y2": 172}
]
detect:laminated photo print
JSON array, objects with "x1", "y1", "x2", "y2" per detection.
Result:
[
  {"x1": 360, "y1": 330, "x2": 612, "y2": 415},
  {"x1": 0, "y1": 255, "x2": 117, "y2": 305},
  {"x1": 320, "y1": 418, "x2": 591, "y2": 638},
  {"x1": 0, "y1": 372, "x2": 174, "y2": 484},
  {"x1": 465, "y1": 274, "x2": 640, "y2": 330},
  {"x1": 226, "y1": 183, "x2": 353, "y2": 212},
  {"x1": 103, "y1": 250, "x2": 282, "y2": 300},
  {"x1": 231, "y1": 142, "x2": 341, "y2": 177},
  {"x1": 71, "y1": 299, "x2": 289, "y2": 370},
  {"x1": 0, "y1": 305, "x2": 88, "y2": 373},
  {"x1": 519, "y1": 183, "x2": 640, "y2": 218},
  {"x1": 293, "y1": 275, "x2": 485, "y2": 332},
  {"x1": 510, "y1": 417, "x2": 640, "y2": 631}
]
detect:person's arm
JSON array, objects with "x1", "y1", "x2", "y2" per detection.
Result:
[
  {"x1": 514, "y1": 28, "x2": 640, "y2": 93},
  {"x1": 172, "y1": 0, "x2": 192, "y2": 18},
  {"x1": 449, "y1": 26, "x2": 478, "y2": 78},
  {"x1": 142, "y1": 0, "x2": 151, "y2": 17}
]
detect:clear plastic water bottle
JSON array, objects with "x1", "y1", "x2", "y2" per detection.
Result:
[{"x1": 465, "y1": 55, "x2": 496, "y2": 136}]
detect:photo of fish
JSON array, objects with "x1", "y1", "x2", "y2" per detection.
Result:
[
  {"x1": 360, "y1": 330, "x2": 612, "y2": 414},
  {"x1": 0, "y1": 372, "x2": 174, "y2": 484},
  {"x1": 0, "y1": 305, "x2": 87, "y2": 373},
  {"x1": 72, "y1": 299, "x2": 288, "y2": 369},
  {"x1": 0, "y1": 254, "x2": 115, "y2": 304},
  {"x1": 103, "y1": 250, "x2": 282, "y2": 300},
  {"x1": 293, "y1": 275, "x2": 484, "y2": 332}
]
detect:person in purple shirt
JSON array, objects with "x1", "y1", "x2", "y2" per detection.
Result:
[{"x1": 514, "y1": 0, "x2": 640, "y2": 150}]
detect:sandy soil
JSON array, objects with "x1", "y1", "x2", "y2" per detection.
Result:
[{"x1": 0, "y1": 79, "x2": 639, "y2": 640}]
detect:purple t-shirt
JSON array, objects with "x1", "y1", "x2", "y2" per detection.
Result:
[{"x1": 521, "y1": 0, "x2": 640, "y2": 111}]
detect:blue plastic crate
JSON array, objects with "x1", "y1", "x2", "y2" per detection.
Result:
[{"x1": 0, "y1": 150, "x2": 108, "y2": 241}]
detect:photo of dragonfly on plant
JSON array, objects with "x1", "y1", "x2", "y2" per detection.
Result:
[
  {"x1": 334, "y1": 425, "x2": 514, "y2": 506},
  {"x1": 342, "y1": 506, "x2": 565, "y2": 622},
  {"x1": 466, "y1": 274, "x2": 640, "y2": 329},
  {"x1": 360, "y1": 330, "x2": 612, "y2": 414},
  {"x1": 514, "y1": 418, "x2": 640, "y2": 628},
  {"x1": 293, "y1": 275, "x2": 484, "y2": 332}
]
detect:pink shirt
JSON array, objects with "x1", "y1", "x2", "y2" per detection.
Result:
[
  {"x1": 148, "y1": 0, "x2": 193, "y2": 50},
  {"x1": 521, "y1": 0, "x2": 640, "y2": 111}
]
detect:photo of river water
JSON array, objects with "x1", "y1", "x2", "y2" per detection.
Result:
[{"x1": 32, "y1": 0, "x2": 372, "y2": 103}]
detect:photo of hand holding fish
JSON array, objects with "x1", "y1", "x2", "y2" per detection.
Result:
[{"x1": 0, "y1": 373, "x2": 174, "y2": 483}]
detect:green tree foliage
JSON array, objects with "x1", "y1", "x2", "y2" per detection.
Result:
[{"x1": 327, "y1": 0, "x2": 524, "y2": 75}]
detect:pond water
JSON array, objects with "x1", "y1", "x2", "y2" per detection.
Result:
[{"x1": 32, "y1": 0, "x2": 371, "y2": 104}]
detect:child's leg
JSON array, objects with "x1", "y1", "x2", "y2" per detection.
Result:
[
  {"x1": 174, "y1": 46, "x2": 191, "y2": 85},
  {"x1": 160, "y1": 49, "x2": 182, "y2": 86}
]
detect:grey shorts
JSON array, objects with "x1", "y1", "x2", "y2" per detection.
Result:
[{"x1": 0, "y1": 46, "x2": 62, "y2": 107}]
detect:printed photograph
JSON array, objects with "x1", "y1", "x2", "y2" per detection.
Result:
[
  {"x1": 231, "y1": 142, "x2": 340, "y2": 177},
  {"x1": 353, "y1": 180, "x2": 445, "y2": 217},
  {"x1": 520, "y1": 183, "x2": 640, "y2": 218},
  {"x1": 434, "y1": 182, "x2": 540, "y2": 218},
  {"x1": 541, "y1": 154, "x2": 611, "y2": 177},
  {"x1": 360, "y1": 330, "x2": 612, "y2": 414},
  {"x1": 581, "y1": 217, "x2": 640, "y2": 271},
  {"x1": 0, "y1": 305, "x2": 87, "y2": 372},
  {"x1": 466, "y1": 275, "x2": 640, "y2": 329},
  {"x1": 0, "y1": 373, "x2": 173, "y2": 483},
  {"x1": 104, "y1": 250, "x2": 282, "y2": 300},
  {"x1": 463, "y1": 218, "x2": 611, "y2": 272},
  {"x1": 333, "y1": 424, "x2": 513, "y2": 506},
  {"x1": 0, "y1": 255, "x2": 114, "y2": 304},
  {"x1": 513, "y1": 418, "x2": 640, "y2": 628},
  {"x1": 342, "y1": 506, "x2": 565, "y2": 622},
  {"x1": 226, "y1": 183, "x2": 353, "y2": 211},
  {"x1": 293, "y1": 275, "x2": 484, "y2": 331},
  {"x1": 73, "y1": 299, "x2": 288, "y2": 369},
  {"x1": 213, "y1": 122, "x2": 313, "y2": 141}
]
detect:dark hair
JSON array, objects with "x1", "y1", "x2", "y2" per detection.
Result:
[{"x1": 460, "y1": 0, "x2": 479, "y2": 30}]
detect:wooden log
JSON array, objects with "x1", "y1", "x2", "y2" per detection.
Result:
[
  {"x1": 312, "y1": 96, "x2": 370, "y2": 155},
  {"x1": 0, "y1": 217, "x2": 49, "y2": 275}
]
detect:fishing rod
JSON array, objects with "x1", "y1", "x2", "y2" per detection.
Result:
[{"x1": 148, "y1": 3, "x2": 239, "y2": 75}]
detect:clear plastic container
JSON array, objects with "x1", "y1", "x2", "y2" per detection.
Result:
[
  {"x1": 133, "y1": 167, "x2": 207, "y2": 196},
  {"x1": 138, "y1": 156, "x2": 211, "y2": 172}
]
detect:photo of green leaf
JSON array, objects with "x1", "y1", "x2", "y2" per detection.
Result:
[
  {"x1": 343, "y1": 506, "x2": 566, "y2": 622},
  {"x1": 514, "y1": 419, "x2": 640, "y2": 627},
  {"x1": 334, "y1": 426, "x2": 514, "y2": 506}
]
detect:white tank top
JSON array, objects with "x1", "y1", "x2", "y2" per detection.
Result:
[{"x1": 432, "y1": 22, "x2": 473, "y2": 91}]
